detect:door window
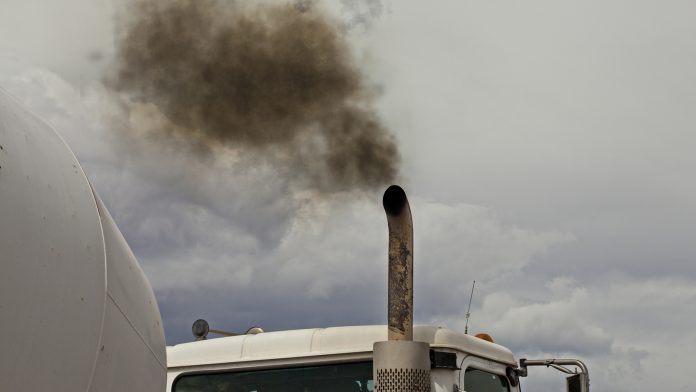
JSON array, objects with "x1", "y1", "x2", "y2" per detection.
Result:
[{"x1": 464, "y1": 368, "x2": 510, "y2": 392}]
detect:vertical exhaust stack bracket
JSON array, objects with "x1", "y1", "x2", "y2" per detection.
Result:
[{"x1": 374, "y1": 185, "x2": 431, "y2": 392}]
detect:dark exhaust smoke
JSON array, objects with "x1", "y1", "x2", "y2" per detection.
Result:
[{"x1": 110, "y1": 0, "x2": 399, "y2": 192}]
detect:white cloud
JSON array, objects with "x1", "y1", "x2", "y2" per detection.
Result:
[
  {"x1": 480, "y1": 288, "x2": 614, "y2": 356},
  {"x1": 435, "y1": 276, "x2": 696, "y2": 392}
]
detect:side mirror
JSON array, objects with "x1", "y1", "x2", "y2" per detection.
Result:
[
  {"x1": 519, "y1": 358, "x2": 589, "y2": 392},
  {"x1": 566, "y1": 373, "x2": 587, "y2": 392}
]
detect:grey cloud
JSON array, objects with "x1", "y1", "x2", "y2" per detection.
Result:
[
  {"x1": 434, "y1": 275, "x2": 695, "y2": 391},
  {"x1": 368, "y1": 0, "x2": 696, "y2": 301},
  {"x1": 338, "y1": 0, "x2": 386, "y2": 32},
  {"x1": 412, "y1": 203, "x2": 574, "y2": 320},
  {"x1": 146, "y1": 195, "x2": 571, "y2": 343},
  {"x1": 479, "y1": 289, "x2": 615, "y2": 357},
  {"x1": 5, "y1": 1, "x2": 696, "y2": 390},
  {"x1": 1, "y1": 66, "x2": 574, "y2": 347},
  {"x1": 0, "y1": 0, "x2": 115, "y2": 85}
]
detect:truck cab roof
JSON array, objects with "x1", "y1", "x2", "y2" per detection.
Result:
[{"x1": 167, "y1": 325, "x2": 516, "y2": 369}]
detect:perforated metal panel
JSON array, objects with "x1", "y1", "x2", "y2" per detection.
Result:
[
  {"x1": 376, "y1": 368, "x2": 431, "y2": 392},
  {"x1": 373, "y1": 341, "x2": 431, "y2": 392}
]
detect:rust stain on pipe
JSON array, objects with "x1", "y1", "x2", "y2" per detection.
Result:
[{"x1": 383, "y1": 185, "x2": 413, "y2": 341}]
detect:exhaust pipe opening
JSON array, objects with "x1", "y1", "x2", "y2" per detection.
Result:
[{"x1": 383, "y1": 185, "x2": 408, "y2": 216}]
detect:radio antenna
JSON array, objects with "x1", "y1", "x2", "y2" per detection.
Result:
[{"x1": 464, "y1": 280, "x2": 476, "y2": 334}]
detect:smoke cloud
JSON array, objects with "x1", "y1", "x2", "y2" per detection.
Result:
[{"x1": 110, "y1": 0, "x2": 399, "y2": 192}]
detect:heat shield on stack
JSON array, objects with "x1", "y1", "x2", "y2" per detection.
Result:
[{"x1": 374, "y1": 341, "x2": 431, "y2": 392}]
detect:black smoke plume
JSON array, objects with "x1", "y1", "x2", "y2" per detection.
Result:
[{"x1": 111, "y1": 0, "x2": 399, "y2": 192}]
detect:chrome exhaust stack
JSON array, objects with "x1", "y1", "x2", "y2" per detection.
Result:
[{"x1": 374, "y1": 185, "x2": 431, "y2": 392}]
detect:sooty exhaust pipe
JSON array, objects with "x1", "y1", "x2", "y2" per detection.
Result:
[
  {"x1": 383, "y1": 185, "x2": 414, "y2": 341},
  {"x1": 374, "y1": 185, "x2": 431, "y2": 392}
]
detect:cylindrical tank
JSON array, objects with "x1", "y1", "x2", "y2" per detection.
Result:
[{"x1": 0, "y1": 88, "x2": 166, "y2": 391}]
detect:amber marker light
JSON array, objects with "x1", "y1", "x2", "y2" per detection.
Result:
[{"x1": 475, "y1": 333, "x2": 495, "y2": 343}]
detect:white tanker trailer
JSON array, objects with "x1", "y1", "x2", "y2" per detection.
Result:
[
  {"x1": 0, "y1": 88, "x2": 166, "y2": 391},
  {"x1": 0, "y1": 87, "x2": 589, "y2": 392}
]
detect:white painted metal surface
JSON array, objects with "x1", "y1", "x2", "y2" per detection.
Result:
[
  {"x1": 0, "y1": 88, "x2": 166, "y2": 391},
  {"x1": 167, "y1": 325, "x2": 516, "y2": 369}
]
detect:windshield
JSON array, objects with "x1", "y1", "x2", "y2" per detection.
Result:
[{"x1": 174, "y1": 362, "x2": 373, "y2": 392}]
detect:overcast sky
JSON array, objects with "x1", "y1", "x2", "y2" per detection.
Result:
[{"x1": 2, "y1": 1, "x2": 696, "y2": 391}]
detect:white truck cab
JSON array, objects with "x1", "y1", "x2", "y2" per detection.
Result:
[{"x1": 167, "y1": 325, "x2": 517, "y2": 392}]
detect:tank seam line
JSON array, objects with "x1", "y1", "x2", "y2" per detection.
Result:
[{"x1": 107, "y1": 291, "x2": 167, "y2": 369}]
